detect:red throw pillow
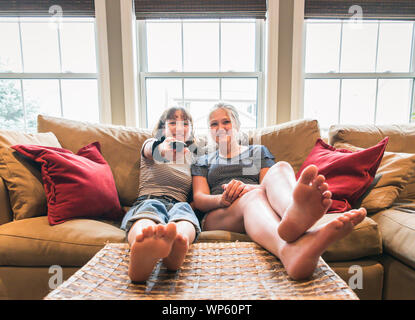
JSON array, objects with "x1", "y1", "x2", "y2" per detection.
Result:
[
  {"x1": 11, "y1": 142, "x2": 124, "y2": 225},
  {"x1": 296, "y1": 137, "x2": 388, "y2": 213}
]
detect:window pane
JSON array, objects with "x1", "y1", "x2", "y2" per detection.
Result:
[
  {"x1": 305, "y1": 22, "x2": 341, "y2": 73},
  {"x1": 340, "y1": 79, "x2": 377, "y2": 124},
  {"x1": 377, "y1": 22, "x2": 413, "y2": 73},
  {"x1": 183, "y1": 22, "x2": 219, "y2": 72},
  {"x1": 146, "y1": 22, "x2": 182, "y2": 72},
  {"x1": 183, "y1": 78, "x2": 219, "y2": 131},
  {"x1": 221, "y1": 21, "x2": 255, "y2": 72},
  {"x1": 61, "y1": 80, "x2": 99, "y2": 123},
  {"x1": 0, "y1": 21, "x2": 22, "y2": 72},
  {"x1": 20, "y1": 19, "x2": 60, "y2": 73},
  {"x1": 0, "y1": 80, "x2": 25, "y2": 130},
  {"x1": 303, "y1": 79, "x2": 340, "y2": 131},
  {"x1": 376, "y1": 79, "x2": 412, "y2": 124},
  {"x1": 60, "y1": 21, "x2": 97, "y2": 73},
  {"x1": 23, "y1": 80, "x2": 61, "y2": 132},
  {"x1": 146, "y1": 78, "x2": 182, "y2": 129},
  {"x1": 340, "y1": 22, "x2": 378, "y2": 72},
  {"x1": 221, "y1": 78, "x2": 257, "y2": 129}
]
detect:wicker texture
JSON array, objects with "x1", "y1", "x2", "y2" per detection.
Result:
[{"x1": 45, "y1": 242, "x2": 358, "y2": 300}]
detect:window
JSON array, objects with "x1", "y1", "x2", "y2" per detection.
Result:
[
  {"x1": 303, "y1": 19, "x2": 415, "y2": 134},
  {"x1": 0, "y1": 17, "x2": 99, "y2": 132},
  {"x1": 136, "y1": 19, "x2": 265, "y2": 133}
]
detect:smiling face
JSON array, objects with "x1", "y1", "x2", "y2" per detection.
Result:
[
  {"x1": 208, "y1": 107, "x2": 238, "y2": 146},
  {"x1": 164, "y1": 109, "x2": 192, "y2": 142}
]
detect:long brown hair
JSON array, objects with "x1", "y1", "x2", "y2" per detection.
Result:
[{"x1": 152, "y1": 107, "x2": 195, "y2": 145}]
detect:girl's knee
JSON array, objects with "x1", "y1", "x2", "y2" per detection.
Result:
[{"x1": 271, "y1": 161, "x2": 293, "y2": 171}]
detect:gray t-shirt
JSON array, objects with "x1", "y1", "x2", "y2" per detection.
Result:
[{"x1": 191, "y1": 145, "x2": 275, "y2": 195}]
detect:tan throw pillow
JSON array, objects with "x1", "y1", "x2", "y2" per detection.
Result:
[
  {"x1": 0, "y1": 130, "x2": 62, "y2": 220},
  {"x1": 248, "y1": 119, "x2": 321, "y2": 173},
  {"x1": 333, "y1": 142, "x2": 415, "y2": 212},
  {"x1": 37, "y1": 115, "x2": 152, "y2": 207}
]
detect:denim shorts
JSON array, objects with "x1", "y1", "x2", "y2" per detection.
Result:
[{"x1": 120, "y1": 195, "x2": 201, "y2": 239}]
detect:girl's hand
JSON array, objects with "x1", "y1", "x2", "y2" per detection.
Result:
[
  {"x1": 159, "y1": 137, "x2": 190, "y2": 163},
  {"x1": 237, "y1": 184, "x2": 259, "y2": 198},
  {"x1": 221, "y1": 179, "x2": 246, "y2": 204}
]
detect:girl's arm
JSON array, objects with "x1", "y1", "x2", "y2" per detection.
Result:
[
  {"x1": 142, "y1": 137, "x2": 180, "y2": 161},
  {"x1": 142, "y1": 139, "x2": 155, "y2": 160},
  {"x1": 192, "y1": 176, "x2": 230, "y2": 212}
]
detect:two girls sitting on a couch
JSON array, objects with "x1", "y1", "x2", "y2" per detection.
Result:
[{"x1": 121, "y1": 103, "x2": 366, "y2": 282}]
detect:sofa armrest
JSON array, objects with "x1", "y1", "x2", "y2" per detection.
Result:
[{"x1": 0, "y1": 178, "x2": 12, "y2": 225}]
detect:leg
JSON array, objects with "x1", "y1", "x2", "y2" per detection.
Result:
[
  {"x1": 124, "y1": 199, "x2": 177, "y2": 282},
  {"x1": 128, "y1": 219, "x2": 177, "y2": 282},
  {"x1": 163, "y1": 203, "x2": 200, "y2": 270},
  {"x1": 232, "y1": 188, "x2": 367, "y2": 280},
  {"x1": 163, "y1": 220, "x2": 196, "y2": 270},
  {"x1": 202, "y1": 200, "x2": 245, "y2": 233},
  {"x1": 262, "y1": 162, "x2": 332, "y2": 242}
]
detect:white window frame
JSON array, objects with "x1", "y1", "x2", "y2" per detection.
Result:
[
  {"x1": 0, "y1": 13, "x2": 106, "y2": 130},
  {"x1": 135, "y1": 18, "x2": 266, "y2": 129},
  {"x1": 303, "y1": 19, "x2": 415, "y2": 127}
]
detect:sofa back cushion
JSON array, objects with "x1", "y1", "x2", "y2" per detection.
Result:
[
  {"x1": 248, "y1": 119, "x2": 321, "y2": 173},
  {"x1": 329, "y1": 124, "x2": 415, "y2": 153},
  {"x1": 0, "y1": 130, "x2": 62, "y2": 220},
  {"x1": 37, "y1": 115, "x2": 152, "y2": 207}
]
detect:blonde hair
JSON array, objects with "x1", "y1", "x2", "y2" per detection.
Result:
[{"x1": 208, "y1": 102, "x2": 241, "y2": 130}]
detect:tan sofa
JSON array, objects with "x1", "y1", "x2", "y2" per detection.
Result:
[{"x1": 0, "y1": 115, "x2": 413, "y2": 300}]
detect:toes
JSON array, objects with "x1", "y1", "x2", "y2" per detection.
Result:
[
  {"x1": 165, "y1": 222, "x2": 177, "y2": 241},
  {"x1": 349, "y1": 208, "x2": 366, "y2": 225},
  {"x1": 142, "y1": 225, "x2": 154, "y2": 238},
  {"x1": 322, "y1": 198, "x2": 332, "y2": 209},
  {"x1": 135, "y1": 233, "x2": 144, "y2": 243},
  {"x1": 322, "y1": 190, "x2": 332, "y2": 199},
  {"x1": 319, "y1": 182, "x2": 329, "y2": 193},
  {"x1": 155, "y1": 224, "x2": 166, "y2": 238},
  {"x1": 337, "y1": 215, "x2": 351, "y2": 224},
  {"x1": 312, "y1": 175, "x2": 325, "y2": 189},
  {"x1": 299, "y1": 165, "x2": 318, "y2": 185},
  {"x1": 176, "y1": 233, "x2": 189, "y2": 245}
]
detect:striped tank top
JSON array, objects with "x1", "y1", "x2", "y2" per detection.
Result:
[{"x1": 137, "y1": 138, "x2": 192, "y2": 203}]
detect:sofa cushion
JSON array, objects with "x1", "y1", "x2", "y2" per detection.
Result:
[
  {"x1": 334, "y1": 142, "x2": 415, "y2": 212},
  {"x1": 329, "y1": 123, "x2": 415, "y2": 153},
  {"x1": 37, "y1": 115, "x2": 152, "y2": 207},
  {"x1": 0, "y1": 217, "x2": 125, "y2": 267},
  {"x1": 0, "y1": 130, "x2": 62, "y2": 220},
  {"x1": 312, "y1": 213, "x2": 382, "y2": 261},
  {"x1": 372, "y1": 204, "x2": 415, "y2": 269},
  {"x1": 248, "y1": 119, "x2": 321, "y2": 173}
]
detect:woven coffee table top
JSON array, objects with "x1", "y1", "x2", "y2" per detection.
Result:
[{"x1": 45, "y1": 242, "x2": 358, "y2": 300}]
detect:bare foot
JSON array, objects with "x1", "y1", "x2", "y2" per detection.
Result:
[
  {"x1": 278, "y1": 165, "x2": 333, "y2": 242},
  {"x1": 278, "y1": 208, "x2": 366, "y2": 280},
  {"x1": 163, "y1": 233, "x2": 190, "y2": 270},
  {"x1": 128, "y1": 222, "x2": 177, "y2": 282}
]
